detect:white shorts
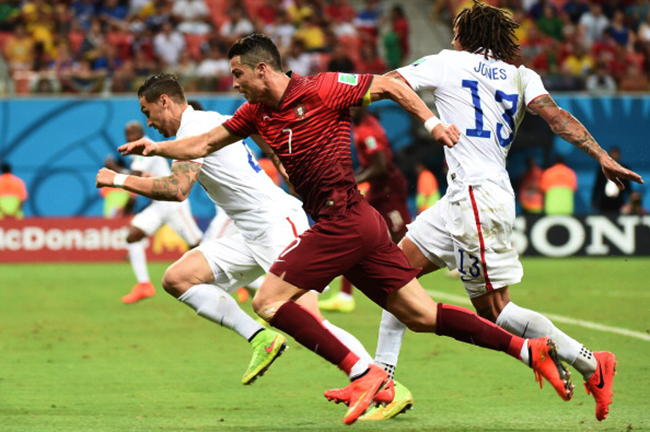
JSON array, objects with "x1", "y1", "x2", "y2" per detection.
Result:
[
  {"x1": 131, "y1": 200, "x2": 203, "y2": 246},
  {"x1": 201, "y1": 207, "x2": 238, "y2": 244},
  {"x1": 196, "y1": 207, "x2": 309, "y2": 293},
  {"x1": 406, "y1": 181, "x2": 523, "y2": 298}
]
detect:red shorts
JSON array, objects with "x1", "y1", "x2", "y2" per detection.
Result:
[{"x1": 269, "y1": 199, "x2": 419, "y2": 308}]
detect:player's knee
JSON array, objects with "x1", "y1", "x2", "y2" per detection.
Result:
[{"x1": 162, "y1": 267, "x2": 186, "y2": 298}]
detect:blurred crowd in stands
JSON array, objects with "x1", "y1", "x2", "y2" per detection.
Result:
[
  {"x1": 0, "y1": 0, "x2": 410, "y2": 95},
  {"x1": 1, "y1": 0, "x2": 649, "y2": 96},
  {"x1": 435, "y1": 0, "x2": 650, "y2": 93}
]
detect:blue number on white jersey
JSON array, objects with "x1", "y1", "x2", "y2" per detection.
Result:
[
  {"x1": 242, "y1": 142, "x2": 262, "y2": 173},
  {"x1": 462, "y1": 80, "x2": 519, "y2": 147}
]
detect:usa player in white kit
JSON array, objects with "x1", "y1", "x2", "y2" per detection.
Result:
[
  {"x1": 96, "y1": 73, "x2": 375, "y2": 386},
  {"x1": 369, "y1": 1, "x2": 644, "y2": 422},
  {"x1": 116, "y1": 121, "x2": 202, "y2": 304}
]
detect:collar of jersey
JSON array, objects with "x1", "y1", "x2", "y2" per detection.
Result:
[{"x1": 275, "y1": 71, "x2": 301, "y2": 110}]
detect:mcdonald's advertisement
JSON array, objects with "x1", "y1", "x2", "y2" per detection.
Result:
[{"x1": 0, "y1": 218, "x2": 190, "y2": 262}]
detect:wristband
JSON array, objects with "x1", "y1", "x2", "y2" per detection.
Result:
[
  {"x1": 424, "y1": 116, "x2": 443, "y2": 134},
  {"x1": 113, "y1": 173, "x2": 128, "y2": 188}
]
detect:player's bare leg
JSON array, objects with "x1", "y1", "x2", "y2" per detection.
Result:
[
  {"x1": 123, "y1": 226, "x2": 155, "y2": 303},
  {"x1": 253, "y1": 273, "x2": 386, "y2": 425},
  {"x1": 164, "y1": 250, "x2": 287, "y2": 384}
]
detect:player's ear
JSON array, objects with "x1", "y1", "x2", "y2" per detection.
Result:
[
  {"x1": 256, "y1": 62, "x2": 266, "y2": 77},
  {"x1": 159, "y1": 94, "x2": 170, "y2": 108}
]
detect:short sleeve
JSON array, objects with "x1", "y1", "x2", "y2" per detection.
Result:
[
  {"x1": 317, "y1": 72, "x2": 374, "y2": 111},
  {"x1": 222, "y1": 103, "x2": 258, "y2": 138},
  {"x1": 520, "y1": 66, "x2": 549, "y2": 106},
  {"x1": 396, "y1": 53, "x2": 446, "y2": 91}
]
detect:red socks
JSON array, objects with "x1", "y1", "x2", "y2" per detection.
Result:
[
  {"x1": 270, "y1": 301, "x2": 359, "y2": 373},
  {"x1": 435, "y1": 303, "x2": 523, "y2": 359}
]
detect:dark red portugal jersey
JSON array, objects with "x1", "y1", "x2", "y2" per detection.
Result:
[{"x1": 223, "y1": 72, "x2": 373, "y2": 218}]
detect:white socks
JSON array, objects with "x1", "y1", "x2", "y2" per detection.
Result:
[
  {"x1": 374, "y1": 310, "x2": 407, "y2": 379},
  {"x1": 127, "y1": 240, "x2": 150, "y2": 283},
  {"x1": 322, "y1": 320, "x2": 373, "y2": 363},
  {"x1": 178, "y1": 284, "x2": 264, "y2": 341},
  {"x1": 496, "y1": 301, "x2": 597, "y2": 378}
]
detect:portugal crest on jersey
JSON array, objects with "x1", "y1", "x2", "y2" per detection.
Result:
[{"x1": 293, "y1": 103, "x2": 307, "y2": 119}]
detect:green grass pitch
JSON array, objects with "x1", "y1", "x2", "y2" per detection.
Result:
[{"x1": 1, "y1": 257, "x2": 649, "y2": 431}]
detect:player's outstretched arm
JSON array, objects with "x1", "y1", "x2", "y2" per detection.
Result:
[
  {"x1": 95, "y1": 161, "x2": 201, "y2": 202},
  {"x1": 118, "y1": 125, "x2": 241, "y2": 160},
  {"x1": 529, "y1": 95, "x2": 644, "y2": 189},
  {"x1": 369, "y1": 74, "x2": 460, "y2": 149},
  {"x1": 250, "y1": 134, "x2": 297, "y2": 195}
]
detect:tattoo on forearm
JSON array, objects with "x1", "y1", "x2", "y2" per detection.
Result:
[
  {"x1": 529, "y1": 95, "x2": 557, "y2": 109},
  {"x1": 551, "y1": 111, "x2": 600, "y2": 159},
  {"x1": 151, "y1": 162, "x2": 199, "y2": 200},
  {"x1": 151, "y1": 177, "x2": 179, "y2": 200}
]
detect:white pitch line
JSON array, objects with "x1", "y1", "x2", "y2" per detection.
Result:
[{"x1": 426, "y1": 290, "x2": 650, "y2": 342}]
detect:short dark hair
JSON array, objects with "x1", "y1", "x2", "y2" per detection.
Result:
[
  {"x1": 138, "y1": 73, "x2": 186, "y2": 104},
  {"x1": 453, "y1": 0, "x2": 520, "y2": 61},
  {"x1": 228, "y1": 34, "x2": 283, "y2": 72},
  {"x1": 1, "y1": 162, "x2": 10, "y2": 174},
  {"x1": 187, "y1": 99, "x2": 204, "y2": 110}
]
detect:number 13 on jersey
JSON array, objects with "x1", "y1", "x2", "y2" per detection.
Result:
[{"x1": 462, "y1": 79, "x2": 519, "y2": 148}]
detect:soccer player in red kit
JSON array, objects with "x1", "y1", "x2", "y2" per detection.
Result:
[
  {"x1": 320, "y1": 107, "x2": 410, "y2": 312},
  {"x1": 120, "y1": 34, "x2": 573, "y2": 425},
  {"x1": 352, "y1": 107, "x2": 411, "y2": 242}
]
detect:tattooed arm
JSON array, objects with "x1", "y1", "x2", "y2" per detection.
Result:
[
  {"x1": 529, "y1": 95, "x2": 643, "y2": 189},
  {"x1": 96, "y1": 161, "x2": 201, "y2": 201}
]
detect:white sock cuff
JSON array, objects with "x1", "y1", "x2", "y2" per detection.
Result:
[{"x1": 495, "y1": 301, "x2": 517, "y2": 328}]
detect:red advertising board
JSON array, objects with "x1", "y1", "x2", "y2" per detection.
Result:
[{"x1": 0, "y1": 218, "x2": 189, "y2": 262}]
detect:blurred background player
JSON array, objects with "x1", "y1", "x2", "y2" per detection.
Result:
[
  {"x1": 414, "y1": 161, "x2": 440, "y2": 215},
  {"x1": 0, "y1": 162, "x2": 28, "y2": 219},
  {"x1": 540, "y1": 156, "x2": 577, "y2": 215},
  {"x1": 319, "y1": 107, "x2": 411, "y2": 313},
  {"x1": 107, "y1": 120, "x2": 202, "y2": 304},
  {"x1": 518, "y1": 156, "x2": 543, "y2": 215},
  {"x1": 591, "y1": 146, "x2": 631, "y2": 215},
  {"x1": 99, "y1": 156, "x2": 135, "y2": 218}
]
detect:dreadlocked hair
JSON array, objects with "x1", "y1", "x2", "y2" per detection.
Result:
[{"x1": 453, "y1": 0, "x2": 520, "y2": 61}]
